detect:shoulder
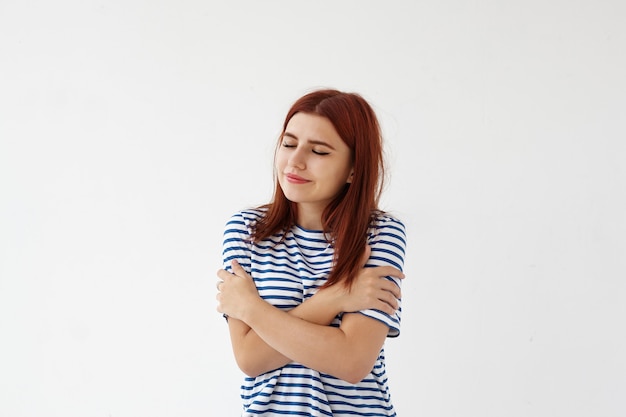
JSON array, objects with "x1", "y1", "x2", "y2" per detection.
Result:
[
  {"x1": 223, "y1": 207, "x2": 267, "y2": 236},
  {"x1": 369, "y1": 211, "x2": 406, "y2": 240},
  {"x1": 225, "y1": 207, "x2": 266, "y2": 226}
]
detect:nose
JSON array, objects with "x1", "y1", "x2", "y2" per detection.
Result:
[{"x1": 287, "y1": 146, "x2": 306, "y2": 169}]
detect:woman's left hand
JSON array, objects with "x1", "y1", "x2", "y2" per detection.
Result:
[{"x1": 216, "y1": 260, "x2": 262, "y2": 321}]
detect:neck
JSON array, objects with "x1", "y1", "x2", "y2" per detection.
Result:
[{"x1": 296, "y1": 203, "x2": 324, "y2": 230}]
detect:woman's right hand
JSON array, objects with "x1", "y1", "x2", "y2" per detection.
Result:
[{"x1": 330, "y1": 246, "x2": 405, "y2": 316}]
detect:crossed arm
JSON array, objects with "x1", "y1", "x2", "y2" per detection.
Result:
[{"x1": 216, "y1": 259, "x2": 404, "y2": 383}]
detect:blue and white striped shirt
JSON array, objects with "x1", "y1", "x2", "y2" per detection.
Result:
[{"x1": 222, "y1": 208, "x2": 407, "y2": 416}]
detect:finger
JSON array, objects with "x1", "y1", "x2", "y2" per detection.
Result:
[
  {"x1": 379, "y1": 279, "x2": 402, "y2": 299},
  {"x1": 374, "y1": 299, "x2": 396, "y2": 316},
  {"x1": 379, "y1": 290, "x2": 399, "y2": 311},
  {"x1": 231, "y1": 259, "x2": 248, "y2": 277},
  {"x1": 372, "y1": 265, "x2": 405, "y2": 279},
  {"x1": 217, "y1": 269, "x2": 233, "y2": 280},
  {"x1": 216, "y1": 280, "x2": 223, "y2": 291},
  {"x1": 375, "y1": 289, "x2": 400, "y2": 315}
]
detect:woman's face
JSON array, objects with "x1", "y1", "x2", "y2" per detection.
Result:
[{"x1": 276, "y1": 112, "x2": 353, "y2": 221}]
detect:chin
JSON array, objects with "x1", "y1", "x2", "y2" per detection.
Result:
[{"x1": 282, "y1": 192, "x2": 305, "y2": 204}]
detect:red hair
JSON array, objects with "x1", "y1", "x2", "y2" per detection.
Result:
[{"x1": 252, "y1": 89, "x2": 385, "y2": 288}]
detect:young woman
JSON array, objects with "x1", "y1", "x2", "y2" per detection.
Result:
[{"x1": 216, "y1": 89, "x2": 407, "y2": 416}]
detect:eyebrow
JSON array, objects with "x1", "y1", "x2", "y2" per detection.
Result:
[{"x1": 283, "y1": 132, "x2": 336, "y2": 150}]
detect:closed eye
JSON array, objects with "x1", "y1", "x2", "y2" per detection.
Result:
[{"x1": 312, "y1": 149, "x2": 330, "y2": 155}]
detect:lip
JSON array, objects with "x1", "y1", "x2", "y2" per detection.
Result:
[{"x1": 285, "y1": 173, "x2": 310, "y2": 184}]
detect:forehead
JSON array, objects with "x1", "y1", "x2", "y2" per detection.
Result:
[{"x1": 284, "y1": 113, "x2": 346, "y2": 147}]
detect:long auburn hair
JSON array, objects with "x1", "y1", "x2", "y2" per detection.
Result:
[{"x1": 252, "y1": 89, "x2": 386, "y2": 288}]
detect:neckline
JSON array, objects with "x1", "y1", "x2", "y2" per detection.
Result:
[{"x1": 294, "y1": 223, "x2": 325, "y2": 234}]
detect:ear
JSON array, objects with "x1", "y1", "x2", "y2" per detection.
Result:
[{"x1": 346, "y1": 169, "x2": 354, "y2": 184}]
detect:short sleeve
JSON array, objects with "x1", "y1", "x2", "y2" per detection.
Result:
[
  {"x1": 359, "y1": 214, "x2": 407, "y2": 337},
  {"x1": 221, "y1": 210, "x2": 262, "y2": 275}
]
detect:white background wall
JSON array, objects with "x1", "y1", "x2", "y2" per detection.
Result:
[{"x1": 1, "y1": 1, "x2": 625, "y2": 416}]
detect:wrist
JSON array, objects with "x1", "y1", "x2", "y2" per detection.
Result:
[
  {"x1": 238, "y1": 294, "x2": 265, "y2": 325},
  {"x1": 316, "y1": 284, "x2": 347, "y2": 315}
]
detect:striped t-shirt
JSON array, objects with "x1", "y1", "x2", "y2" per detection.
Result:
[{"x1": 222, "y1": 208, "x2": 407, "y2": 416}]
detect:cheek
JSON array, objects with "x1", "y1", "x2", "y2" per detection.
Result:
[
  {"x1": 274, "y1": 152, "x2": 286, "y2": 170},
  {"x1": 327, "y1": 166, "x2": 351, "y2": 190},
  {"x1": 333, "y1": 158, "x2": 353, "y2": 181}
]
